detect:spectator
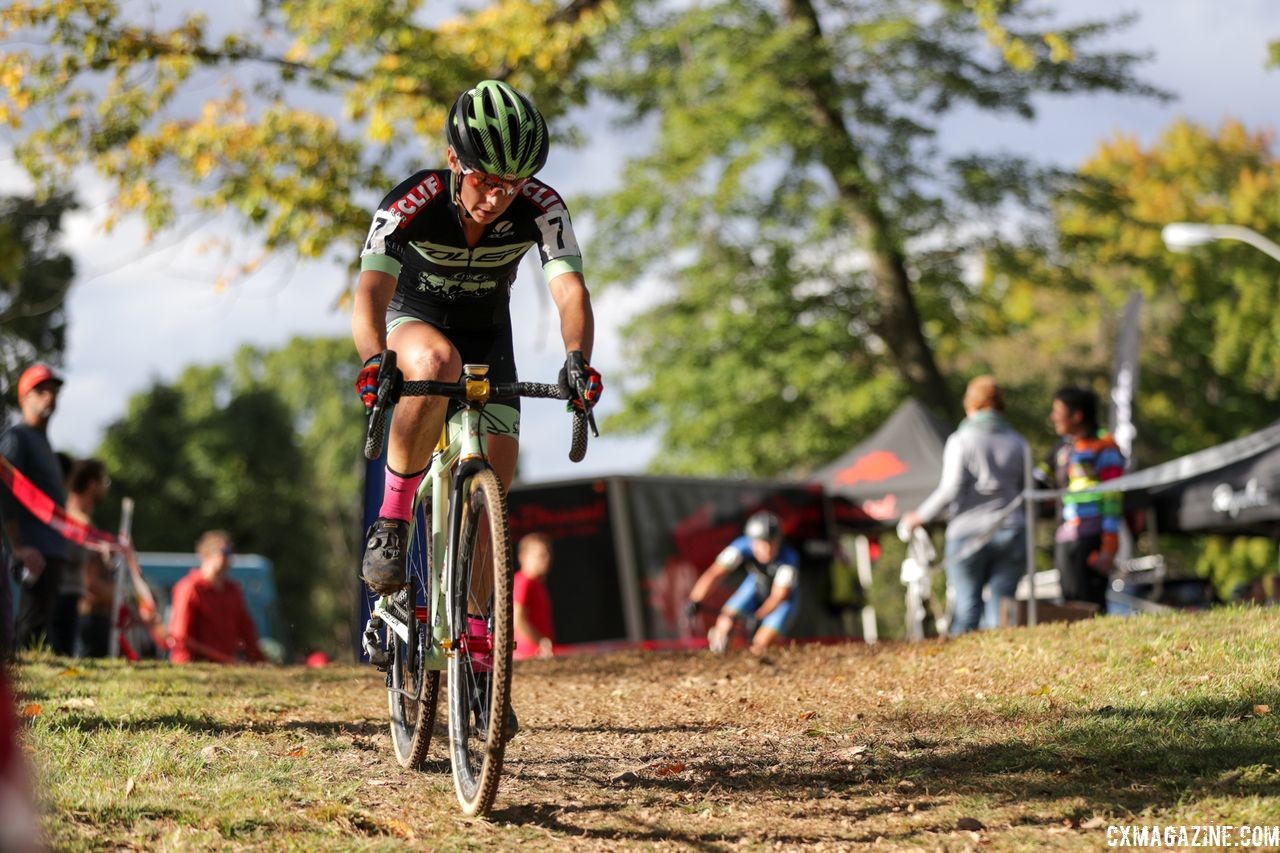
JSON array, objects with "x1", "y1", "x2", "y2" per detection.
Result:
[
  {"x1": 65, "y1": 459, "x2": 114, "y2": 658},
  {"x1": 1041, "y1": 386, "x2": 1126, "y2": 611},
  {"x1": 900, "y1": 376, "x2": 1029, "y2": 636},
  {"x1": 1, "y1": 363, "x2": 72, "y2": 656},
  {"x1": 686, "y1": 510, "x2": 801, "y2": 655},
  {"x1": 513, "y1": 533, "x2": 556, "y2": 659},
  {"x1": 167, "y1": 531, "x2": 264, "y2": 664}
]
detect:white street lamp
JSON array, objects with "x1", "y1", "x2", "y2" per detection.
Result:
[{"x1": 1161, "y1": 222, "x2": 1280, "y2": 263}]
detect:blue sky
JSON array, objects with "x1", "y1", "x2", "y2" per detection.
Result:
[{"x1": 9, "y1": 0, "x2": 1279, "y2": 483}]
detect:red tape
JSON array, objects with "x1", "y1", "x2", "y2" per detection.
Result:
[{"x1": 0, "y1": 455, "x2": 118, "y2": 547}]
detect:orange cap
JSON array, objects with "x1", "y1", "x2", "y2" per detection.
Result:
[{"x1": 16, "y1": 363, "x2": 64, "y2": 400}]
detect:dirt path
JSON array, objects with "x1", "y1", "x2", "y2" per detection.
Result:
[{"x1": 21, "y1": 609, "x2": 1280, "y2": 850}]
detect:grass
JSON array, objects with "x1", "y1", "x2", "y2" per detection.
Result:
[{"x1": 12, "y1": 605, "x2": 1280, "y2": 850}]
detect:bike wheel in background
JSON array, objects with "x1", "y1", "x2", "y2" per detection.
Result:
[
  {"x1": 446, "y1": 468, "x2": 514, "y2": 816},
  {"x1": 387, "y1": 497, "x2": 440, "y2": 769}
]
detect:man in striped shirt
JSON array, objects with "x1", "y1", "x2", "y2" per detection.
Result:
[{"x1": 1045, "y1": 387, "x2": 1127, "y2": 610}]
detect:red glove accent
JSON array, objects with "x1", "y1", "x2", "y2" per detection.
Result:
[
  {"x1": 355, "y1": 354, "x2": 381, "y2": 413},
  {"x1": 572, "y1": 364, "x2": 603, "y2": 412}
]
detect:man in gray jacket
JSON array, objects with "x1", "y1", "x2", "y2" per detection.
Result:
[{"x1": 900, "y1": 376, "x2": 1028, "y2": 636}]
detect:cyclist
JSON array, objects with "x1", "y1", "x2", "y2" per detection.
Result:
[
  {"x1": 685, "y1": 511, "x2": 801, "y2": 655},
  {"x1": 352, "y1": 80, "x2": 602, "y2": 595}
]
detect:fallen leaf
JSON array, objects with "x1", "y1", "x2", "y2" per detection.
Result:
[
  {"x1": 286, "y1": 747, "x2": 306, "y2": 757},
  {"x1": 654, "y1": 761, "x2": 686, "y2": 777},
  {"x1": 1254, "y1": 704, "x2": 1271, "y2": 716},
  {"x1": 383, "y1": 818, "x2": 415, "y2": 840},
  {"x1": 835, "y1": 745, "x2": 869, "y2": 761},
  {"x1": 366, "y1": 778, "x2": 393, "y2": 787},
  {"x1": 20, "y1": 703, "x2": 40, "y2": 718},
  {"x1": 60, "y1": 697, "x2": 96, "y2": 710},
  {"x1": 609, "y1": 770, "x2": 640, "y2": 786},
  {"x1": 1081, "y1": 816, "x2": 1108, "y2": 830},
  {"x1": 199, "y1": 745, "x2": 228, "y2": 762},
  {"x1": 956, "y1": 817, "x2": 985, "y2": 831},
  {"x1": 798, "y1": 711, "x2": 818, "y2": 721},
  {"x1": 125, "y1": 777, "x2": 136, "y2": 798},
  {"x1": 58, "y1": 667, "x2": 84, "y2": 677}
]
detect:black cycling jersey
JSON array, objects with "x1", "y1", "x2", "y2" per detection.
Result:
[{"x1": 359, "y1": 169, "x2": 583, "y2": 329}]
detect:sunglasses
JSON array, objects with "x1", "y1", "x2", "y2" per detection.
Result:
[{"x1": 460, "y1": 167, "x2": 527, "y2": 197}]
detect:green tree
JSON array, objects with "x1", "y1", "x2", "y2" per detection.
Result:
[
  {"x1": 97, "y1": 364, "x2": 326, "y2": 655},
  {"x1": 231, "y1": 337, "x2": 368, "y2": 654},
  {"x1": 0, "y1": 194, "x2": 75, "y2": 423},
  {"x1": 584, "y1": 0, "x2": 1162, "y2": 474},
  {"x1": 96, "y1": 337, "x2": 366, "y2": 655},
  {"x1": 976, "y1": 119, "x2": 1280, "y2": 461},
  {"x1": 0, "y1": 0, "x2": 614, "y2": 262}
]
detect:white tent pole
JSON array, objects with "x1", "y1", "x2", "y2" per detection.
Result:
[
  {"x1": 1024, "y1": 444, "x2": 1037, "y2": 628},
  {"x1": 853, "y1": 534, "x2": 877, "y2": 645}
]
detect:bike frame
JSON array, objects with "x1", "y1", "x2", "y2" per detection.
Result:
[{"x1": 372, "y1": 375, "x2": 495, "y2": 674}]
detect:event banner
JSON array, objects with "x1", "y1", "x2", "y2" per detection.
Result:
[{"x1": 507, "y1": 481, "x2": 626, "y2": 645}]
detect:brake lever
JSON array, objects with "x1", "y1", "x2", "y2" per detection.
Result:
[
  {"x1": 574, "y1": 380, "x2": 601, "y2": 437},
  {"x1": 377, "y1": 350, "x2": 403, "y2": 405}
]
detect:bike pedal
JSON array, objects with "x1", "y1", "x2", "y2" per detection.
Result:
[{"x1": 362, "y1": 619, "x2": 392, "y2": 671}]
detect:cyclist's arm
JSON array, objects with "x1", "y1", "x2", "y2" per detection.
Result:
[
  {"x1": 688, "y1": 560, "x2": 730, "y2": 604},
  {"x1": 755, "y1": 583, "x2": 792, "y2": 620},
  {"x1": 548, "y1": 271, "x2": 594, "y2": 361},
  {"x1": 351, "y1": 269, "x2": 398, "y2": 362}
]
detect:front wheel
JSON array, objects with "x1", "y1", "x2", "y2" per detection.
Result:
[{"x1": 446, "y1": 467, "x2": 514, "y2": 816}]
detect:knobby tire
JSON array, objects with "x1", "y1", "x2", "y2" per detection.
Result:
[{"x1": 446, "y1": 468, "x2": 514, "y2": 816}]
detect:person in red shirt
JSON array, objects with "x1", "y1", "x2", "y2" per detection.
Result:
[
  {"x1": 513, "y1": 533, "x2": 555, "y2": 660},
  {"x1": 167, "y1": 531, "x2": 264, "y2": 664}
]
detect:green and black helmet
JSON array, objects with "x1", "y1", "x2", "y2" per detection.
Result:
[{"x1": 445, "y1": 80, "x2": 549, "y2": 179}]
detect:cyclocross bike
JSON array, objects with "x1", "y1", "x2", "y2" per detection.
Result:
[{"x1": 360, "y1": 351, "x2": 594, "y2": 816}]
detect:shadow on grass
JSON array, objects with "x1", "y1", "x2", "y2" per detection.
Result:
[
  {"x1": 497, "y1": 693, "x2": 1280, "y2": 846},
  {"x1": 489, "y1": 801, "x2": 750, "y2": 851},
  {"x1": 876, "y1": 694, "x2": 1280, "y2": 816},
  {"x1": 47, "y1": 710, "x2": 385, "y2": 738}
]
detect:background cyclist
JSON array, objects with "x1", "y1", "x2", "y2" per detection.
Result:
[
  {"x1": 351, "y1": 80, "x2": 603, "y2": 596},
  {"x1": 685, "y1": 511, "x2": 801, "y2": 655}
]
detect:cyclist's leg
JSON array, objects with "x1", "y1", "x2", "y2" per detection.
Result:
[
  {"x1": 468, "y1": 323, "x2": 519, "y2": 492},
  {"x1": 386, "y1": 317, "x2": 461, "y2": 473},
  {"x1": 712, "y1": 575, "x2": 758, "y2": 651},
  {"x1": 750, "y1": 595, "x2": 797, "y2": 654},
  {"x1": 362, "y1": 315, "x2": 460, "y2": 594}
]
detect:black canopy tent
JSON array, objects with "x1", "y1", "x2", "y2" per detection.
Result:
[
  {"x1": 1143, "y1": 421, "x2": 1280, "y2": 537},
  {"x1": 811, "y1": 399, "x2": 952, "y2": 529}
]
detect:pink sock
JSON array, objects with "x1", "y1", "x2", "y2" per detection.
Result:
[{"x1": 379, "y1": 467, "x2": 425, "y2": 521}]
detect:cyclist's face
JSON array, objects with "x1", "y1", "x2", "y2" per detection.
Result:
[
  {"x1": 448, "y1": 148, "x2": 526, "y2": 223},
  {"x1": 750, "y1": 537, "x2": 780, "y2": 564}
]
